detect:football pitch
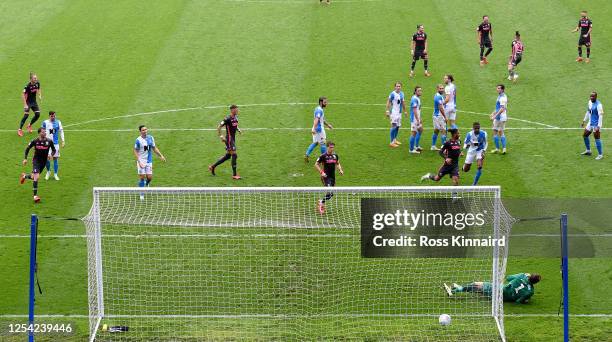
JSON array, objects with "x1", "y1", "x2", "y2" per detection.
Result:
[{"x1": 1, "y1": 0, "x2": 611, "y2": 341}]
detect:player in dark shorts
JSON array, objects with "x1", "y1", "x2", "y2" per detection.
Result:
[
  {"x1": 209, "y1": 104, "x2": 242, "y2": 179},
  {"x1": 572, "y1": 11, "x2": 592, "y2": 63},
  {"x1": 421, "y1": 128, "x2": 462, "y2": 186},
  {"x1": 508, "y1": 31, "x2": 523, "y2": 82},
  {"x1": 20, "y1": 128, "x2": 55, "y2": 203},
  {"x1": 18, "y1": 73, "x2": 43, "y2": 137},
  {"x1": 410, "y1": 25, "x2": 430, "y2": 78},
  {"x1": 477, "y1": 15, "x2": 493, "y2": 65},
  {"x1": 315, "y1": 141, "x2": 344, "y2": 214}
]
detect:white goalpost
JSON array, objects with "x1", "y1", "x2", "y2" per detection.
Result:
[{"x1": 84, "y1": 186, "x2": 512, "y2": 341}]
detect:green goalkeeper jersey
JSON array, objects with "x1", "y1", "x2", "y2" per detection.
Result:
[{"x1": 503, "y1": 273, "x2": 535, "y2": 303}]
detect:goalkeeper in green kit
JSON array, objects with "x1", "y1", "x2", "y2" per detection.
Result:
[{"x1": 443, "y1": 273, "x2": 541, "y2": 303}]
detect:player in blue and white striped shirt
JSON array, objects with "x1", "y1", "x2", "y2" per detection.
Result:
[
  {"x1": 581, "y1": 91, "x2": 604, "y2": 160},
  {"x1": 41, "y1": 111, "x2": 65, "y2": 181},
  {"x1": 489, "y1": 84, "x2": 508, "y2": 154},
  {"x1": 305, "y1": 97, "x2": 333, "y2": 162},
  {"x1": 463, "y1": 122, "x2": 488, "y2": 185},
  {"x1": 431, "y1": 84, "x2": 447, "y2": 150},
  {"x1": 133, "y1": 125, "x2": 166, "y2": 199},
  {"x1": 409, "y1": 86, "x2": 424, "y2": 153},
  {"x1": 385, "y1": 82, "x2": 406, "y2": 148}
]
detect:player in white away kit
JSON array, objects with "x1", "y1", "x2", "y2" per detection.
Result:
[
  {"x1": 41, "y1": 111, "x2": 64, "y2": 180},
  {"x1": 490, "y1": 84, "x2": 508, "y2": 154},
  {"x1": 133, "y1": 125, "x2": 166, "y2": 200},
  {"x1": 385, "y1": 82, "x2": 406, "y2": 148},
  {"x1": 409, "y1": 86, "x2": 424, "y2": 153},
  {"x1": 444, "y1": 75, "x2": 457, "y2": 129},
  {"x1": 463, "y1": 122, "x2": 488, "y2": 185},
  {"x1": 305, "y1": 97, "x2": 333, "y2": 162},
  {"x1": 581, "y1": 91, "x2": 604, "y2": 160}
]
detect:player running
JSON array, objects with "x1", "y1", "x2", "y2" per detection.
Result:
[
  {"x1": 421, "y1": 128, "x2": 461, "y2": 186},
  {"x1": 463, "y1": 122, "x2": 488, "y2": 185},
  {"x1": 209, "y1": 105, "x2": 242, "y2": 179},
  {"x1": 409, "y1": 86, "x2": 424, "y2": 154},
  {"x1": 385, "y1": 82, "x2": 406, "y2": 148},
  {"x1": 134, "y1": 125, "x2": 166, "y2": 199},
  {"x1": 443, "y1": 75, "x2": 457, "y2": 129},
  {"x1": 490, "y1": 84, "x2": 508, "y2": 154},
  {"x1": 20, "y1": 128, "x2": 56, "y2": 203},
  {"x1": 41, "y1": 111, "x2": 65, "y2": 181},
  {"x1": 581, "y1": 91, "x2": 604, "y2": 160},
  {"x1": 508, "y1": 31, "x2": 523, "y2": 82},
  {"x1": 444, "y1": 273, "x2": 541, "y2": 304},
  {"x1": 315, "y1": 141, "x2": 343, "y2": 214},
  {"x1": 572, "y1": 11, "x2": 592, "y2": 63},
  {"x1": 477, "y1": 15, "x2": 494, "y2": 66},
  {"x1": 18, "y1": 73, "x2": 43, "y2": 137},
  {"x1": 305, "y1": 97, "x2": 333, "y2": 162},
  {"x1": 410, "y1": 25, "x2": 431, "y2": 78},
  {"x1": 431, "y1": 84, "x2": 447, "y2": 150}
]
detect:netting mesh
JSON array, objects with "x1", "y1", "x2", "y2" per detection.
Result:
[{"x1": 84, "y1": 187, "x2": 512, "y2": 341}]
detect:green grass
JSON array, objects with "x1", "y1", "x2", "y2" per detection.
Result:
[{"x1": 1, "y1": 0, "x2": 611, "y2": 341}]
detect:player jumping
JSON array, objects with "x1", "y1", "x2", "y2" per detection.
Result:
[
  {"x1": 508, "y1": 31, "x2": 523, "y2": 82},
  {"x1": 581, "y1": 91, "x2": 604, "y2": 160},
  {"x1": 315, "y1": 141, "x2": 343, "y2": 214},
  {"x1": 18, "y1": 73, "x2": 43, "y2": 137},
  {"x1": 41, "y1": 111, "x2": 65, "y2": 181},
  {"x1": 385, "y1": 82, "x2": 406, "y2": 148},
  {"x1": 421, "y1": 128, "x2": 461, "y2": 186},
  {"x1": 463, "y1": 122, "x2": 488, "y2": 185},
  {"x1": 410, "y1": 25, "x2": 430, "y2": 77},
  {"x1": 477, "y1": 15, "x2": 494, "y2": 66},
  {"x1": 409, "y1": 86, "x2": 424, "y2": 154},
  {"x1": 443, "y1": 75, "x2": 457, "y2": 129},
  {"x1": 134, "y1": 125, "x2": 166, "y2": 200},
  {"x1": 209, "y1": 105, "x2": 242, "y2": 179},
  {"x1": 572, "y1": 11, "x2": 592, "y2": 63},
  {"x1": 490, "y1": 84, "x2": 508, "y2": 154},
  {"x1": 20, "y1": 128, "x2": 55, "y2": 203},
  {"x1": 305, "y1": 97, "x2": 333, "y2": 162},
  {"x1": 444, "y1": 273, "x2": 541, "y2": 304},
  {"x1": 431, "y1": 84, "x2": 447, "y2": 150}
]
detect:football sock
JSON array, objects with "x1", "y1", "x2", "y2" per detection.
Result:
[
  {"x1": 424, "y1": 60, "x2": 429, "y2": 70},
  {"x1": 213, "y1": 153, "x2": 231, "y2": 167},
  {"x1": 485, "y1": 47, "x2": 493, "y2": 56},
  {"x1": 415, "y1": 131, "x2": 422, "y2": 147},
  {"x1": 390, "y1": 127, "x2": 395, "y2": 143},
  {"x1": 432, "y1": 133, "x2": 438, "y2": 146},
  {"x1": 394, "y1": 126, "x2": 400, "y2": 141},
  {"x1": 451, "y1": 123, "x2": 457, "y2": 129},
  {"x1": 480, "y1": 47, "x2": 485, "y2": 60},
  {"x1": 30, "y1": 112, "x2": 40, "y2": 125},
  {"x1": 322, "y1": 192, "x2": 333, "y2": 203},
  {"x1": 473, "y1": 168, "x2": 482, "y2": 185},
  {"x1": 578, "y1": 47, "x2": 583, "y2": 57},
  {"x1": 33, "y1": 181, "x2": 38, "y2": 196},
  {"x1": 595, "y1": 139, "x2": 603, "y2": 155},
  {"x1": 145, "y1": 179, "x2": 151, "y2": 186},
  {"x1": 501, "y1": 135, "x2": 507, "y2": 148},
  {"x1": 19, "y1": 114, "x2": 29, "y2": 129},
  {"x1": 411, "y1": 60, "x2": 416, "y2": 70},
  {"x1": 306, "y1": 142, "x2": 317, "y2": 156},
  {"x1": 231, "y1": 154, "x2": 237, "y2": 176},
  {"x1": 409, "y1": 135, "x2": 415, "y2": 151},
  {"x1": 584, "y1": 136, "x2": 591, "y2": 150},
  {"x1": 138, "y1": 179, "x2": 145, "y2": 187},
  {"x1": 494, "y1": 135, "x2": 500, "y2": 149},
  {"x1": 53, "y1": 159, "x2": 59, "y2": 174},
  {"x1": 441, "y1": 134, "x2": 447, "y2": 144},
  {"x1": 586, "y1": 48, "x2": 591, "y2": 58},
  {"x1": 46, "y1": 161, "x2": 51, "y2": 172},
  {"x1": 25, "y1": 174, "x2": 32, "y2": 180},
  {"x1": 320, "y1": 143, "x2": 327, "y2": 154}
]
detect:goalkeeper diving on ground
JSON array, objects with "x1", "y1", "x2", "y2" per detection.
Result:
[{"x1": 444, "y1": 273, "x2": 541, "y2": 304}]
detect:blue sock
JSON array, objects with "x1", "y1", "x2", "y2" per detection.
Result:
[
  {"x1": 494, "y1": 136, "x2": 500, "y2": 149},
  {"x1": 501, "y1": 135, "x2": 507, "y2": 148},
  {"x1": 320, "y1": 143, "x2": 327, "y2": 154},
  {"x1": 415, "y1": 131, "x2": 422, "y2": 147},
  {"x1": 138, "y1": 179, "x2": 145, "y2": 187},
  {"x1": 473, "y1": 168, "x2": 482, "y2": 185},
  {"x1": 46, "y1": 160, "x2": 51, "y2": 172},
  {"x1": 595, "y1": 139, "x2": 603, "y2": 155},
  {"x1": 395, "y1": 126, "x2": 400, "y2": 141},
  {"x1": 584, "y1": 136, "x2": 591, "y2": 150},
  {"x1": 53, "y1": 159, "x2": 59, "y2": 174},
  {"x1": 390, "y1": 127, "x2": 395, "y2": 143},
  {"x1": 451, "y1": 123, "x2": 458, "y2": 129},
  {"x1": 441, "y1": 134, "x2": 447, "y2": 144},
  {"x1": 306, "y1": 142, "x2": 317, "y2": 156},
  {"x1": 409, "y1": 136, "x2": 415, "y2": 151},
  {"x1": 432, "y1": 133, "x2": 438, "y2": 146}
]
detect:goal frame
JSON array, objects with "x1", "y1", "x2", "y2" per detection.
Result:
[{"x1": 86, "y1": 186, "x2": 507, "y2": 342}]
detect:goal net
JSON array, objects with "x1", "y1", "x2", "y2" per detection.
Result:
[{"x1": 84, "y1": 186, "x2": 512, "y2": 341}]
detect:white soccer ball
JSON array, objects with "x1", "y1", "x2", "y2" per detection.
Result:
[
  {"x1": 513, "y1": 74, "x2": 519, "y2": 80},
  {"x1": 439, "y1": 314, "x2": 451, "y2": 326}
]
